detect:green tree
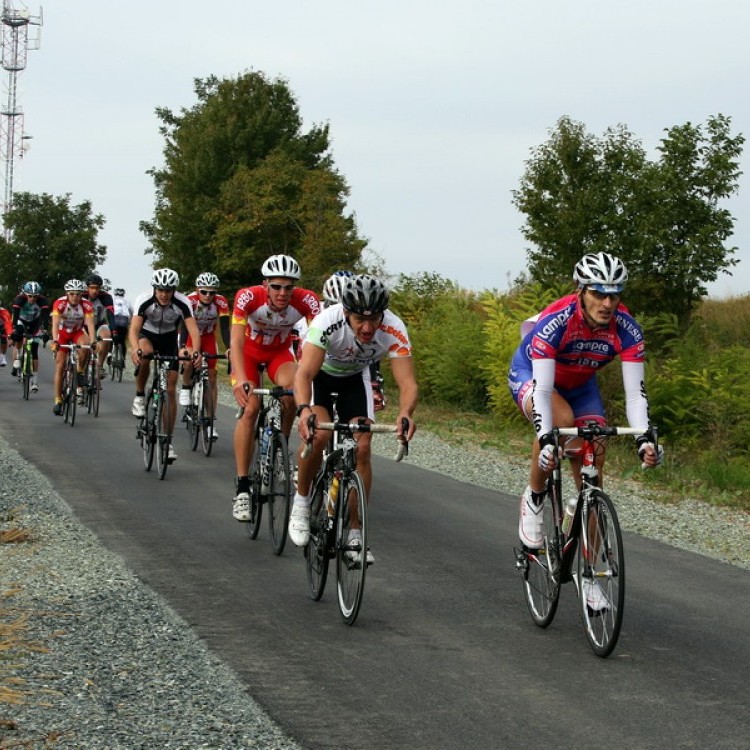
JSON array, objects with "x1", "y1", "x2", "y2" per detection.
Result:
[
  {"x1": 0, "y1": 191, "x2": 106, "y2": 299},
  {"x1": 141, "y1": 70, "x2": 365, "y2": 292},
  {"x1": 513, "y1": 114, "x2": 743, "y2": 325}
]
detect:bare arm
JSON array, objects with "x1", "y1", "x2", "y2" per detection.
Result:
[{"x1": 389, "y1": 356, "x2": 418, "y2": 440}]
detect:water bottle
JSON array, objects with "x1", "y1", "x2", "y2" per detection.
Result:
[
  {"x1": 561, "y1": 495, "x2": 578, "y2": 536},
  {"x1": 326, "y1": 475, "x2": 340, "y2": 516}
]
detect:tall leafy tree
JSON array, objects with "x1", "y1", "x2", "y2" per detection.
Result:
[
  {"x1": 513, "y1": 115, "x2": 743, "y2": 325},
  {"x1": 0, "y1": 191, "x2": 106, "y2": 300},
  {"x1": 142, "y1": 70, "x2": 365, "y2": 292}
]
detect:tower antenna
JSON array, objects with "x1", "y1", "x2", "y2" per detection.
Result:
[{"x1": 1, "y1": 0, "x2": 42, "y2": 241}]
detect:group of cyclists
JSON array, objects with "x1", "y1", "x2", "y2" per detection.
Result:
[{"x1": 3, "y1": 249, "x2": 663, "y2": 588}]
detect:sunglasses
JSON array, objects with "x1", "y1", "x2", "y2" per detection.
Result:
[
  {"x1": 198, "y1": 289, "x2": 217, "y2": 295},
  {"x1": 268, "y1": 283, "x2": 295, "y2": 292}
]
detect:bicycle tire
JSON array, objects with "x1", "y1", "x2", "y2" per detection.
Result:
[
  {"x1": 156, "y1": 394, "x2": 170, "y2": 480},
  {"x1": 578, "y1": 488, "x2": 625, "y2": 658},
  {"x1": 268, "y1": 432, "x2": 291, "y2": 555},
  {"x1": 21, "y1": 346, "x2": 31, "y2": 400},
  {"x1": 521, "y1": 489, "x2": 562, "y2": 628},
  {"x1": 336, "y1": 471, "x2": 368, "y2": 625},
  {"x1": 200, "y1": 378, "x2": 214, "y2": 456},
  {"x1": 143, "y1": 392, "x2": 156, "y2": 471},
  {"x1": 89, "y1": 360, "x2": 101, "y2": 417},
  {"x1": 305, "y1": 473, "x2": 330, "y2": 600},
  {"x1": 113, "y1": 343, "x2": 124, "y2": 382},
  {"x1": 245, "y1": 439, "x2": 263, "y2": 539},
  {"x1": 62, "y1": 357, "x2": 74, "y2": 424},
  {"x1": 68, "y1": 360, "x2": 78, "y2": 427},
  {"x1": 188, "y1": 380, "x2": 201, "y2": 452}
]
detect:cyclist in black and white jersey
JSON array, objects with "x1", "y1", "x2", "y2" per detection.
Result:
[{"x1": 128, "y1": 268, "x2": 202, "y2": 462}]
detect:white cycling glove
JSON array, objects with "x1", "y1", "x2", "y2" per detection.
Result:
[{"x1": 538, "y1": 443, "x2": 558, "y2": 472}]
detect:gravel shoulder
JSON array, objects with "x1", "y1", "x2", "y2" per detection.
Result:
[{"x1": 2, "y1": 385, "x2": 748, "y2": 747}]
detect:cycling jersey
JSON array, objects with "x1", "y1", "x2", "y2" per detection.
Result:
[
  {"x1": 113, "y1": 296, "x2": 133, "y2": 320},
  {"x1": 0, "y1": 307, "x2": 11, "y2": 337},
  {"x1": 304, "y1": 304, "x2": 412, "y2": 377},
  {"x1": 133, "y1": 291, "x2": 193, "y2": 335},
  {"x1": 232, "y1": 285, "x2": 320, "y2": 348},
  {"x1": 51, "y1": 296, "x2": 94, "y2": 332},
  {"x1": 11, "y1": 293, "x2": 50, "y2": 331},
  {"x1": 186, "y1": 291, "x2": 230, "y2": 336},
  {"x1": 509, "y1": 293, "x2": 649, "y2": 435},
  {"x1": 83, "y1": 291, "x2": 115, "y2": 329}
]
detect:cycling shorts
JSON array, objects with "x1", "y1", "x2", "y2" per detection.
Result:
[
  {"x1": 185, "y1": 332, "x2": 220, "y2": 369},
  {"x1": 138, "y1": 329, "x2": 180, "y2": 371},
  {"x1": 57, "y1": 328, "x2": 87, "y2": 349},
  {"x1": 311, "y1": 369, "x2": 372, "y2": 423},
  {"x1": 239, "y1": 339, "x2": 294, "y2": 386},
  {"x1": 508, "y1": 364, "x2": 606, "y2": 427}
]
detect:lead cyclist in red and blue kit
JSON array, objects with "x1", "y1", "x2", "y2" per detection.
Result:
[{"x1": 508, "y1": 252, "x2": 663, "y2": 611}]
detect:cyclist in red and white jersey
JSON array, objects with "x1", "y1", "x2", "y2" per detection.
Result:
[
  {"x1": 229, "y1": 254, "x2": 321, "y2": 521},
  {"x1": 179, "y1": 272, "x2": 231, "y2": 439},
  {"x1": 290, "y1": 274, "x2": 418, "y2": 561},
  {"x1": 508, "y1": 252, "x2": 663, "y2": 610},
  {"x1": 49, "y1": 279, "x2": 97, "y2": 415}
]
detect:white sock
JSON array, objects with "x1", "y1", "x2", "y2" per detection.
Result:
[{"x1": 293, "y1": 492, "x2": 310, "y2": 507}]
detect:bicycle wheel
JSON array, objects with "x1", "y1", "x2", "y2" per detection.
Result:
[
  {"x1": 89, "y1": 361, "x2": 101, "y2": 417},
  {"x1": 188, "y1": 380, "x2": 201, "y2": 452},
  {"x1": 245, "y1": 439, "x2": 263, "y2": 539},
  {"x1": 305, "y1": 474, "x2": 330, "y2": 600},
  {"x1": 62, "y1": 358, "x2": 74, "y2": 424},
  {"x1": 577, "y1": 489, "x2": 625, "y2": 658},
  {"x1": 67, "y1": 361, "x2": 77, "y2": 427},
  {"x1": 520, "y1": 491, "x2": 561, "y2": 628},
  {"x1": 200, "y1": 378, "x2": 214, "y2": 456},
  {"x1": 336, "y1": 471, "x2": 368, "y2": 625},
  {"x1": 142, "y1": 395, "x2": 156, "y2": 471},
  {"x1": 156, "y1": 395, "x2": 171, "y2": 480},
  {"x1": 114, "y1": 344, "x2": 124, "y2": 382},
  {"x1": 268, "y1": 432, "x2": 291, "y2": 555}
]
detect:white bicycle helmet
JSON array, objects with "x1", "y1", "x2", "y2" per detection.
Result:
[
  {"x1": 22, "y1": 281, "x2": 42, "y2": 295},
  {"x1": 322, "y1": 270, "x2": 354, "y2": 304},
  {"x1": 573, "y1": 252, "x2": 628, "y2": 293},
  {"x1": 261, "y1": 254, "x2": 301, "y2": 280},
  {"x1": 151, "y1": 268, "x2": 180, "y2": 290},
  {"x1": 341, "y1": 274, "x2": 390, "y2": 315},
  {"x1": 195, "y1": 272, "x2": 220, "y2": 289},
  {"x1": 64, "y1": 279, "x2": 86, "y2": 292}
]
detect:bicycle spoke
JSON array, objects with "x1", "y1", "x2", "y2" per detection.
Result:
[
  {"x1": 268, "y1": 433, "x2": 291, "y2": 555},
  {"x1": 336, "y1": 472, "x2": 367, "y2": 625}
]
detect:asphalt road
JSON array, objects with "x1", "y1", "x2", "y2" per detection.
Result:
[{"x1": 3, "y1": 365, "x2": 749, "y2": 749}]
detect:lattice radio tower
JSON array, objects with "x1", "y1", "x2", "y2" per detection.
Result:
[{"x1": 1, "y1": 1, "x2": 41, "y2": 241}]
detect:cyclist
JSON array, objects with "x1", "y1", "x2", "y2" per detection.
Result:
[
  {"x1": 0, "y1": 301, "x2": 11, "y2": 367},
  {"x1": 321, "y1": 270, "x2": 387, "y2": 411},
  {"x1": 179, "y1": 272, "x2": 231, "y2": 440},
  {"x1": 82, "y1": 273, "x2": 115, "y2": 380},
  {"x1": 49, "y1": 279, "x2": 97, "y2": 415},
  {"x1": 508, "y1": 252, "x2": 663, "y2": 610},
  {"x1": 230, "y1": 254, "x2": 321, "y2": 521},
  {"x1": 129, "y1": 269, "x2": 202, "y2": 462},
  {"x1": 290, "y1": 273, "x2": 418, "y2": 563},
  {"x1": 10, "y1": 281, "x2": 51, "y2": 390},
  {"x1": 111, "y1": 287, "x2": 133, "y2": 363}
]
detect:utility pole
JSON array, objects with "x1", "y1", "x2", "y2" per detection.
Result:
[{"x1": 1, "y1": 0, "x2": 41, "y2": 241}]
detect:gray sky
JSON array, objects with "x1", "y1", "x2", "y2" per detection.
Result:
[{"x1": 9, "y1": 0, "x2": 750, "y2": 298}]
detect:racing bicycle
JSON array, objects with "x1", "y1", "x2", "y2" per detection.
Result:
[
  {"x1": 302, "y1": 413, "x2": 409, "y2": 625},
  {"x1": 58, "y1": 343, "x2": 91, "y2": 427},
  {"x1": 183, "y1": 352, "x2": 226, "y2": 456},
  {"x1": 108, "y1": 332, "x2": 126, "y2": 382},
  {"x1": 17, "y1": 332, "x2": 46, "y2": 400},
  {"x1": 135, "y1": 353, "x2": 191, "y2": 480},
  {"x1": 241, "y1": 372, "x2": 294, "y2": 555},
  {"x1": 515, "y1": 422, "x2": 659, "y2": 657}
]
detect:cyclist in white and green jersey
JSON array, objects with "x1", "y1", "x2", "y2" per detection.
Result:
[{"x1": 289, "y1": 274, "x2": 418, "y2": 557}]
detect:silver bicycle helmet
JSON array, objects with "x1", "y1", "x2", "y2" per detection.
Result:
[
  {"x1": 195, "y1": 272, "x2": 220, "y2": 289},
  {"x1": 261, "y1": 254, "x2": 301, "y2": 280},
  {"x1": 64, "y1": 279, "x2": 86, "y2": 292},
  {"x1": 22, "y1": 281, "x2": 42, "y2": 295},
  {"x1": 573, "y1": 252, "x2": 628, "y2": 293},
  {"x1": 341, "y1": 274, "x2": 390, "y2": 316},
  {"x1": 322, "y1": 270, "x2": 354, "y2": 304},
  {"x1": 151, "y1": 268, "x2": 180, "y2": 290}
]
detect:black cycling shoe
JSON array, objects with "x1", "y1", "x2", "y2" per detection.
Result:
[{"x1": 53, "y1": 402, "x2": 63, "y2": 416}]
